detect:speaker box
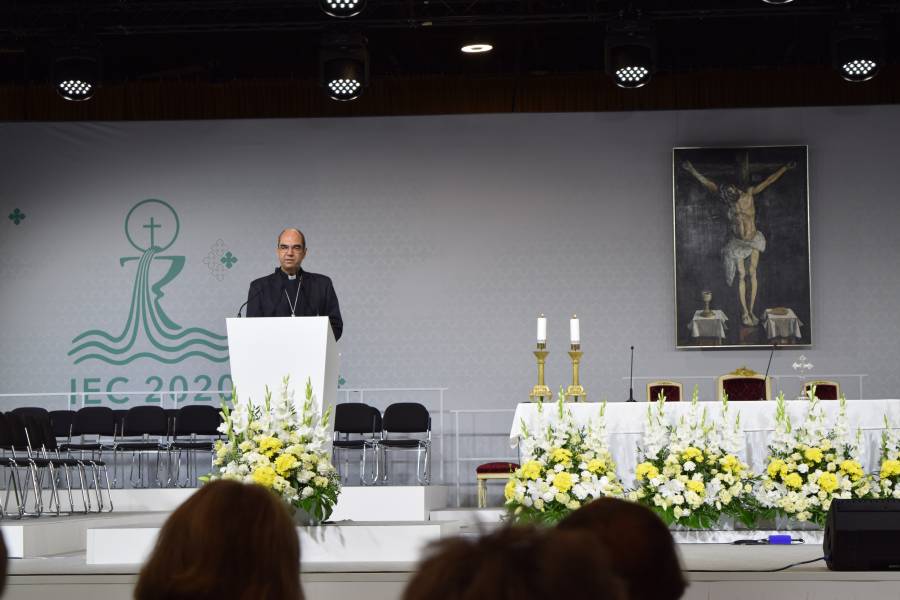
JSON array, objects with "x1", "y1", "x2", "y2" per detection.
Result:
[{"x1": 824, "y1": 499, "x2": 900, "y2": 570}]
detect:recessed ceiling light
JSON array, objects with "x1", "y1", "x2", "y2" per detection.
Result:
[{"x1": 461, "y1": 44, "x2": 493, "y2": 54}]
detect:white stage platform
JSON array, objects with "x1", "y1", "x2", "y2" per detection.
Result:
[
  {"x1": 87, "y1": 484, "x2": 449, "y2": 520},
  {"x1": 86, "y1": 519, "x2": 458, "y2": 565}
]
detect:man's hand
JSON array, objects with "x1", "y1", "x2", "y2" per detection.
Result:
[
  {"x1": 682, "y1": 160, "x2": 695, "y2": 172},
  {"x1": 786, "y1": 161, "x2": 797, "y2": 170}
]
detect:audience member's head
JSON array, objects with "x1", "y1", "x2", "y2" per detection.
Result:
[
  {"x1": 134, "y1": 480, "x2": 302, "y2": 600},
  {"x1": 558, "y1": 497, "x2": 686, "y2": 600},
  {"x1": 403, "y1": 525, "x2": 625, "y2": 600}
]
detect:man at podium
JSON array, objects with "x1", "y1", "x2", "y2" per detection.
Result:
[{"x1": 246, "y1": 228, "x2": 343, "y2": 340}]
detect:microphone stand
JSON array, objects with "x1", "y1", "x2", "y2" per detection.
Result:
[
  {"x1": 762, "y1": 343, "x2": 777, "y2": 400},
  {"x1": 626, "y1": 345, "x2": 636, "y2": 402}
]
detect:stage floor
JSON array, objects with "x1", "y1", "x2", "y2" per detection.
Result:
[
  {"x1": 3, "y1": 491, "x2": 898, "y2": 600},
  {"x1": 10, "y1": 541, "x2": 900, "y2": 600}
]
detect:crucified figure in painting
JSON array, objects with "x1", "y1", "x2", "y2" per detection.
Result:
[{"x1": 682, "y1": 159, "x2": 796, "y2": 327}]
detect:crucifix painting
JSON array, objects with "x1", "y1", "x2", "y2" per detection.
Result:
[{"x1": 673, "y1": 146, "x2": 811, "y2": 348}]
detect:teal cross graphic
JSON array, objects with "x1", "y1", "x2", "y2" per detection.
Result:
[
  {"x1": 143, "y1": 217, "x2": 161, "y2": 248},
  {"x1": 8, "y1": 208, "x2": 25, "y2": 225},
  {"x1": 220, "y1": 251, "x2": 238, "y2": 269}
]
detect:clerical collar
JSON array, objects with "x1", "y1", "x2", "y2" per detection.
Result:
[{"x1": 279, "y1": 268, "x2": 301, "y2": 280}]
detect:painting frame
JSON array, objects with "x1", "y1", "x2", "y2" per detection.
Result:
[{"x1": 673, "y1": 145, "x2": 812, "y2": 349}]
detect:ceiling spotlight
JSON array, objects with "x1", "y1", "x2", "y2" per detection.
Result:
[
  {"x1": 761, "y1": 0, "x2": 794, "y2": 4},
  {"x1": 54, "y1": 55, "x2": 99, "y2": 101},
  {"x1": 605, "y1": 20, "x2": 656, "y2": 89},
  {"x1": 832, "y1": 18, "x2": 884, "y2": 82},
  {"x1": 319, "y1": 0, "x2": 366, "y2": 19},
  {"x1": 320, "y1": 34, "x2": 368, "y2": 101},
  {"x1": 461, "y1": 43, "x2": 493, "y2": 54}
]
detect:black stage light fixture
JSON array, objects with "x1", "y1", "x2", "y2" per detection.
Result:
[
  {"x1": 320, "y1": 34, "x2": 368, "y2": 101},
  {"x1": 832, "y1": 18, "x2": 884, "y2": 82},
  {"x1": 605, "y1": 20, "x2": 656, "y2": 89},
  {"x1": 320, "y1": 0, "x2": 366, "y2": 19},
  {"x1": 54, "y1": 54, "x2": 99, "y2": 101}
]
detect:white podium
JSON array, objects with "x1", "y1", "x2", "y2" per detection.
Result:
[{"x1": 226, "y1": 316, "x2": 339, "y2": 416}]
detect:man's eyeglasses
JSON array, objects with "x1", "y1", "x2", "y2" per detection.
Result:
[{"x1": 278, "y1": 244, "x2": 305, "y2": 253}]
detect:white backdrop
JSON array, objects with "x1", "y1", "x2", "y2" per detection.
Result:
[{"x1": 1, "y1": 107, "x2": 900, "y2": 415}]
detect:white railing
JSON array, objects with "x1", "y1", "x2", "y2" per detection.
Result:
[{"x1": 450, "y1": 408, "x2": 517, "y2": 507}]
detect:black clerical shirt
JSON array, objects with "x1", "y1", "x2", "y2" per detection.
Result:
[{"x1": 245, "y1": 268, "x2": 343, "y2": 341}]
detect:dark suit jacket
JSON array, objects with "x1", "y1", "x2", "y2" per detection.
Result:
[{"x1": 246, "y1": 268, "x2": 343, "y2": 341}]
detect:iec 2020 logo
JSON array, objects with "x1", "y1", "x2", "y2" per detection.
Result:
[{"x1": 68, "y1": 199, "x2": 231, "y2": 406}]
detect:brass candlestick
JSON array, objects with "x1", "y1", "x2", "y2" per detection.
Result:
[
  {"x1": 565, "y1": 344, "x2": 586, "y2": 402},
  {"x1": 529, "y1": 343, "x2": 552, "y2": 401}
]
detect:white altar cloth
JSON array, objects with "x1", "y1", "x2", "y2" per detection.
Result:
[{"x1": 510, "y1": 399, "x2": 900, "y2": 487}]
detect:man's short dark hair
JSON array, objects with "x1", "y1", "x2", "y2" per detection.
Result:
[{"x1": 277, "y1": 228, "x2": 306, "y2": 248}]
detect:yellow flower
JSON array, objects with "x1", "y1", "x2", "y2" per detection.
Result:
[
  {"x1": 783, "y1": 472, "x2": 803, "y2": 489},
  {"x1": 685, "y1": 480, "x2": 705, "y2": 494},
  {"x1": 552, "y1": 472, "x2": 573, "y2": 493},
  {"x1": 880, "y1": 459, "x2": 900, "y2": 478},
  {"x1": 767, "y1": 459, "x2": 786, "y2": 479},
  {"x1": 804, "y1": 447, "x2": 824, "y2": 463},
  {"x1": 258, "y1": 437, "x2": 283, "y2": 458},
  {"x1": 840, "y1": 460, "x2": 864, "y2": 480},
  {"x1": 635, "y1": 462, "x2": 660, "y2": 481},
  {"x1": 274, "y1": 453, "x2": 298, "y2": 476},
  {"x1": 720, "y1": 454, "x2": 740, "y2": 473},
  {"x1": 681, "y1": 447, "x2": 703, "y2": 461},
  {"x1": 586, "y1": 459, "x2": 606, "y2": 474},
  {"x1": 252, "y1": 466, "x2": 276, "y2": 488},
  {"x1": 818, "y1": 472, "x2": 838, "y2": 493},
  {"x1": 521, "y1": 460, "x2": 543, "y2": 480},
  {"x1": 550, "y1": 448, "x2": 573, "y2": 466},
  {"x1": 504, "y1": 479, "x2": 516, "y2": 501}
]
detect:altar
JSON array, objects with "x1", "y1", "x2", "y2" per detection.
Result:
[{"x1": 509, "y1": 399, "x2": 900, "y2": 488}]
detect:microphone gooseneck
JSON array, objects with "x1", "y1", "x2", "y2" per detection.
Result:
[
  {"x1": 762, "y1": 343, "x2": 778, "y2": 400},
  {"x1": 626, "y1": 345, "x2": 636, "y2": 402},
  {"x1": 237, "y1": 284, "x2": 269, "y2": 318}
]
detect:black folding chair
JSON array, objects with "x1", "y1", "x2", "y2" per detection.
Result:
[
  {"x1": 66, "y1": 407, "x2": 116, "y2": 511},
  {"x1": 23, "y1": 413, "x2": 95, "y2": 515},
  {"x1": 49, "y1": 410, "x2": 75, "y2": 443},
  {"x1": 169, "y1": 405, "x2": 221, "y2": 487},
  {"x1": 380, "y1": 402, "x2": 431, "y2": 485},
  {"x1": 116, "y1": 406, "x2": 169, "y2": 488},
  {"x1": 332, "y1": 403, "x2": 381, "y2": 485}
]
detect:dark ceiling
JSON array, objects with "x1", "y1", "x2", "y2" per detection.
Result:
[{"x1": 1, "y1": 1, "x2": 899, "y2": 85}]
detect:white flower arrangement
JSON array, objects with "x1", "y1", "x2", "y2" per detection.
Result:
[
  {"x1": 756, "y1": 392, "x2": 870, "y2": 525},
  {"x1": 208, "y1": 376, "x2": 341, "y2": 523},
  {"x1": 506, "y1": 389, "x2": 623, "y2": 524},
  {"x1": 874, "y1": 416, "x2": 900, "y2": 499},
  {"x1": 629, "y1": 388, "x2": 760, "y2": 528}
]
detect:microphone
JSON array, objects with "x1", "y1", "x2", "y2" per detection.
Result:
[
  {"x1": 762, "y1": 343, "x2": 778, "y2": 400},
  {"x1": 626, "y1": 345, "x2": 636, "y2": 402},
  {"x1": 237, "y1": 284, "x2": 272, "y2": 318}
]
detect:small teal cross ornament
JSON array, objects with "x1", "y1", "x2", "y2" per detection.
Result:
[
  {"x1": 8, "y1": 208, "x2": 25, "y2": 225},
  {"x1": 220, "y1": 251, "x2": 238, "y2": 269}
]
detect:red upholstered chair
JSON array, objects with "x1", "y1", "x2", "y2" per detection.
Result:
[
  {"x1": 475, "y1": 462, "x2": 519, "y2": 508},
  {"x1": 803, "y1": 380, "x2": 841, "y2": 400},
  {"x1": 647, "y1": 381, "x2": 683, "y2": 402},
  {"x1": 718, "y1": 367, "x2": 771, "y2": 401}
]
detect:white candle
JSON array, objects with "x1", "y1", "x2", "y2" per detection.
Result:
[
  {"x1": 537, "y1": 314, "x2": 547, "y2": 343},
  {"x1": 570, "y1": 315, "x2": 580, "y2": 344}
]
